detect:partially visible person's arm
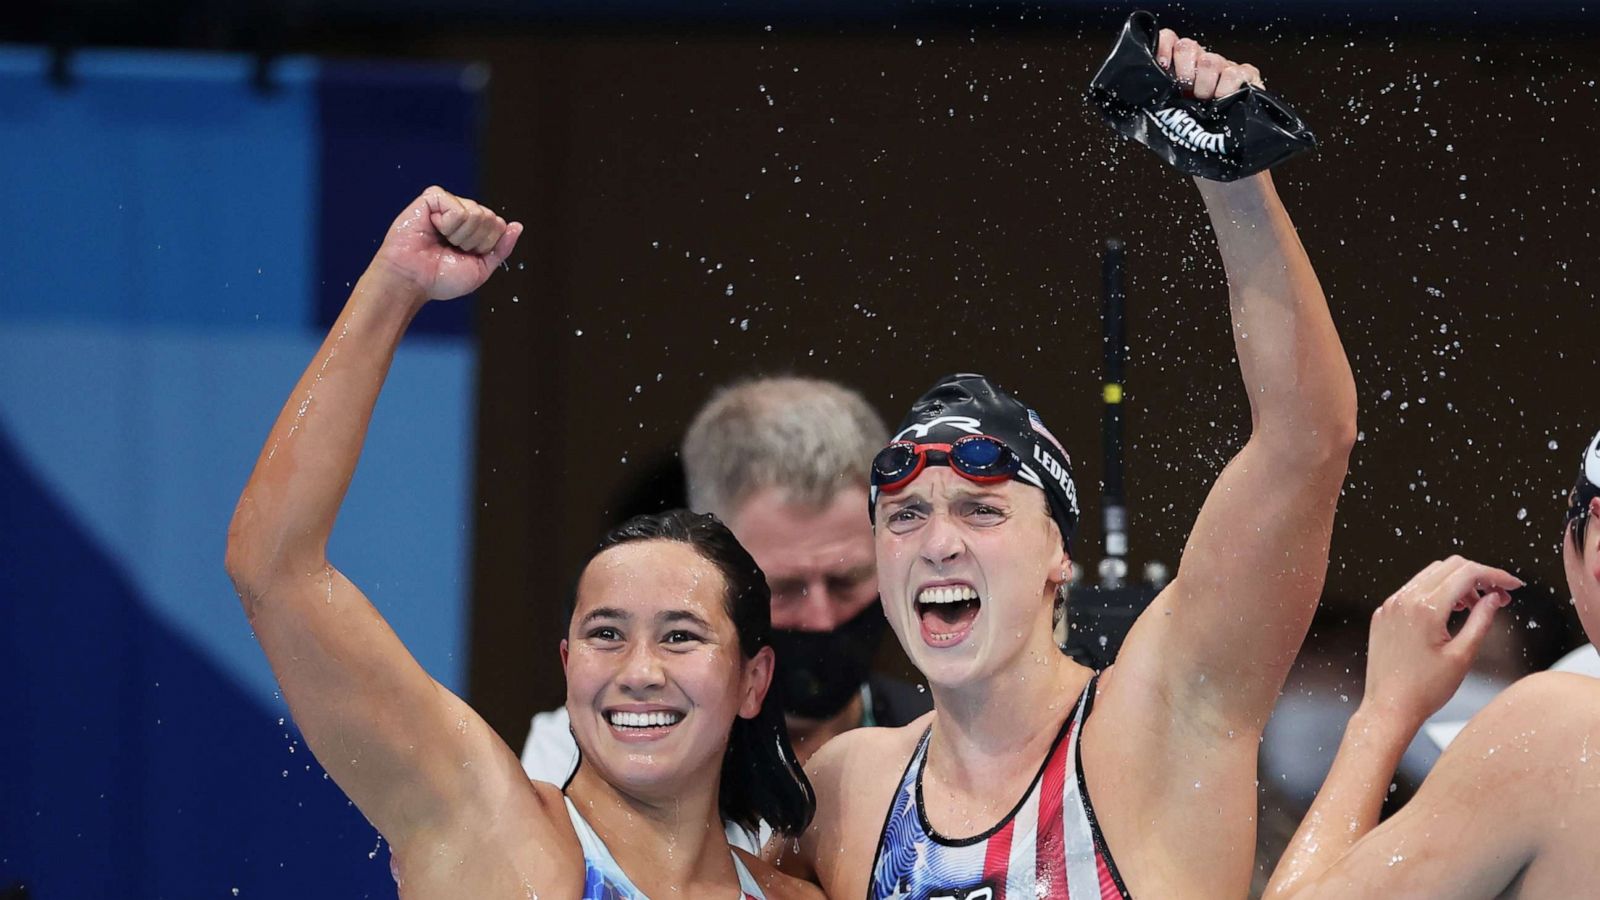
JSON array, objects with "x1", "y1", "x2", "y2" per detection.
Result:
[
  {"x1": 1265, "y1": 557, "x2": 1519, "y2": 897},
  {"x1": 1266, "y1": 670, "x2": 1594, "y2": 898},
  {"x1": 225, "y1": 187, "x2": 525, "y2": 845}
]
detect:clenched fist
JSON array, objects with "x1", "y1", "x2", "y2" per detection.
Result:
[
  {"x1": 1155, "y1": 29, "x2": 1265, "y2": 101},
  {"x1": 372, "y1": 186, "x2": 523, "y2": 302}
]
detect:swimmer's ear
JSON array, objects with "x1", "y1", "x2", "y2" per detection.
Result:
[
  {"x1": 1058, "y1": 559, "x2": 1075, "y2": 586},
  {"x1": 1043, "y1": 521, "x2": 1071, "y2": 587},
  {"x1": 740, "y1": 645, "x2": 775, "y2": 719}
]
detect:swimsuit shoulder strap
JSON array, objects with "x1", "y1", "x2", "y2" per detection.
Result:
[
  {"x1": 731, "y1": 850, "x2": 767, "y2": 899},
  {"x1": 564, "y1": 795, "x2": 648, "y2": 898},
  {"x1": 568, "y1": 796, "x2": 766, "y2": 900}
]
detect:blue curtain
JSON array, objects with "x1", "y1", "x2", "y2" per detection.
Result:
[{"x1": 0, "y1": 48, "x2": 481, "y2": 898}]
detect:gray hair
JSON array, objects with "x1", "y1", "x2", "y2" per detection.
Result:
[{"x1": 682, "y1": 376, "x2": 888, "y2": 519}]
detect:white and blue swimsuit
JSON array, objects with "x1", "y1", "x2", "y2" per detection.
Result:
[{"x1": 564, "y1": 796, "x2": 768, "y2": 900}]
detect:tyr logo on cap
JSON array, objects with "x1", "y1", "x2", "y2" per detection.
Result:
[{"x1": 894, "y1": 415, "x2": 984, "y2": 442}]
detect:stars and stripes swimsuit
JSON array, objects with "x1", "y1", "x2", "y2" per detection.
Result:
[
  {"x1": 867, "y1": 675, "x2": 1130, "y2": 900},
  {"x1": 564, "y1": 796, "x2": 766, "y2": 900}
]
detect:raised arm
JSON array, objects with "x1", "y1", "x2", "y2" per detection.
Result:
[
  {"x1": 224, "y1": 188, "x2": 524, "y2": 844},
  {"x1": 1276, "y1": 667, "x2": 1600, "y2": 898},
  {"x1": 1116, "y1": 29, "x2": 1358, "y2": 731},
  {"x1": 1265, "y1": 557, "x2": 1517, "y2": 897}
]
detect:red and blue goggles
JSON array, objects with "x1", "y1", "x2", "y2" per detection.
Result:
[{"x1": 870, "y1": 434, "x2": 1023, "y2": 494}]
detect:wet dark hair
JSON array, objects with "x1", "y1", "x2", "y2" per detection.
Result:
[
  {"x1": 1567, "y1": 481, "x2": 1596, "y2": 555},
  {"x1": 576, "y1": 509, "x2": 815, "y2": 835}
]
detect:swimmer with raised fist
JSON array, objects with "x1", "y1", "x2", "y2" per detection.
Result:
[{"x1": 226, "y1": 187, "x2": 820, "y2": 900}]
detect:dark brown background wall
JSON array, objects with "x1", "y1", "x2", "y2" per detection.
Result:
[{"x1": 447, "y1": 26, "x2": 1599, "y2": 744}]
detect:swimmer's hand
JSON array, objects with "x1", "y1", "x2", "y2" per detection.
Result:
[
  {"x1": 371, "y1": 186, "x2": 523, "y2": 302},
  {"x1": 1360, "y1": 556, "x2": 1522, "y2": 729},
  {"x1": 1153, "y1": 29, "x2": 1263, "y2": 102}
]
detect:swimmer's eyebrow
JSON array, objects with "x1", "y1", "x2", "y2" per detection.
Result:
[
  {"x1": 880, "y1": 493, "x2": 929, "y2": 512},
  {"x1": 579, "y1": 606, "x2": 631, "y2": 626},
  {"x1": 950, "y1": 486, "x2": 1008, "y2": 504},
  {"x1": 658, "y1": 609, "x2": 713, "y2": 630}
]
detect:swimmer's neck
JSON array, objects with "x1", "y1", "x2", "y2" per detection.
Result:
[
  {"x1": 564, "y1": 761, "x2": 732, "y2": 889},
  {"x1": 927, "y1": 639, "x2": 1093, "y2": 763}
]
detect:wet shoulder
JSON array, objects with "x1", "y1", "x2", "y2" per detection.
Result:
[
  {"x1": 736, "y1": 848, "x2": 827, "y2": 900},
  {"x1": 1438, "y1": 671, "x2": 1600, "y2": 792},
  {"x1": 800, "y1": 717, "x2": 932, "y2": 892},
  {"x1": 807, "y1": 714, "x2": 932, "y2": 797},
  {"x1": 1471, "y1": 671, "x2": 1600, "y2": 737},
  {"x1": 390, "y1": 777, "x2": 583, "y2": 898}
]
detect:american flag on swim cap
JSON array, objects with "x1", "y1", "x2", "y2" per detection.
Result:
[{"x1": 1029, "y1": 408, "x2": 1072, "y2": 466}]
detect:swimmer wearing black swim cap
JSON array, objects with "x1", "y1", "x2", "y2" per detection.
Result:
[{"x1": 773, "y1": 18, "x2": 1357, "y2": 900}]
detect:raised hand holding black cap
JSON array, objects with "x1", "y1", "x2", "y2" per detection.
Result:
[{"x1": 1089, "y1": 11, "x2": 1316, "y2": 181}]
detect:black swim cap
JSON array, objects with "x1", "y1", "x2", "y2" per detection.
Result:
[
  {"x1": 1580, "y1": 430, "x2": 1600, "y2": 492},
  {"x1": 870, "y1": 373, "x2": 1079, "y2": 549},
  {"x1": 1567, "y1": 429, "x2": 1600, "y2": 545},
  {"x1": 1088, "y1": 11, "x2": 1316, "y2": 182}
]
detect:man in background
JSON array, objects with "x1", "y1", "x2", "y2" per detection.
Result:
[{"x1": 521, "y1": 376, "x2": 930, "y2": 788}]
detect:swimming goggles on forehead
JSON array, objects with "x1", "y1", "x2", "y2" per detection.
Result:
[{"x1": 870, "y1": 434, "x2": 1022, "y2": 494}]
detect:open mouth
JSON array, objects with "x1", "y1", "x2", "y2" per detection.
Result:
[
  {"x1": 604, "y1": 709, "x2": 685, "y2": 738},
  {"x1": 915, "y1": 584, "x2": 982, "y2": 648}
]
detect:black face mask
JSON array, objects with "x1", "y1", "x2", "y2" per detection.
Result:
[{"x1": 768, "y1": 600, "x2": 889, "y2": 722}]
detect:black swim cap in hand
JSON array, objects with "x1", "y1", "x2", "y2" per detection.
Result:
[{"x1": 1088, "y1": 11, "x2": 1317, "y2": 182}]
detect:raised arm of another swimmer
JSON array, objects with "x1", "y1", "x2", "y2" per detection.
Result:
[
  {"x1": 223, "y1": 189, "x2": 535, "y2": 851},
  {"x1": 1259, "y1": 557, "x2": 1600, "y2": 897},
  {"x1": 1265, "y1": 557, "x2": 1516, "y2": 896}
]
